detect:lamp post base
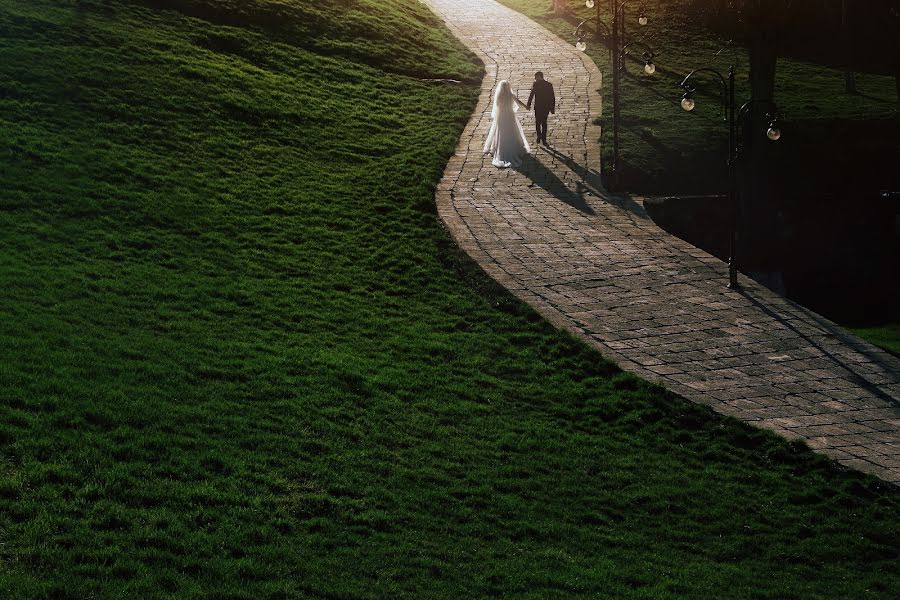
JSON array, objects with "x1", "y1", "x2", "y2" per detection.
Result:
[{"x1": 727, "y1": 266, "x2": 739, "y2": 290}]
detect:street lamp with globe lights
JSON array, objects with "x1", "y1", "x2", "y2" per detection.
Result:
[
  {"x1": 574, "y1": 15, "x2": 612, "y2": 57},
  {"x1": 678, "y1": 66, "x2": 782, "y2": 289},
  {"x1": 621, "y1": 41, "x2": 656, "y2": 76},
  {"x1": 766, "y1": 117, "x2": 782, "y2": 141},
  {"x1": 574, "y1": 2, "x2": 653, "y2": 189},
  {"x1": 617, "y1": 1, "x2": 649, "y2": 44},
  {"x1": 611, "y1": 2, "x2": 652, "y2": 187}
]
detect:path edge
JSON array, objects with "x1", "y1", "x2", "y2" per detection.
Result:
[{"x1": 423, "y1": 1, "x2": 899, "y2": 486}]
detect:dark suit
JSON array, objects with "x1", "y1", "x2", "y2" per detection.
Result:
[{"x1": 526, "y1": 79, "x2": 555, "y2": 143}]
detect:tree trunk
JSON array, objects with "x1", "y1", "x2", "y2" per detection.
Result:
[
  {"x1": 552, "y1": 0, "x2": 567, "y2": 16},
  {"x1": 739, "y1": 3, "x2": 780, "y2": 272},
  {"x1": 842, "y1": 0, "x2": 857, "y2": 93},
  {"x1": 845, "y1": 70, "x2": 857, "y2": 94},
  {"x1": 895, "y1": 66, "x2": 900, "y2": 114},
  {"x1": 894, "y1": 7, "x2": 900, "y2": 113}
]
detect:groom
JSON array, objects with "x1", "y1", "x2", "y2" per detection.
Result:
[{"x1": 526, "y1": 71, "x2": 555, "y2": 146}]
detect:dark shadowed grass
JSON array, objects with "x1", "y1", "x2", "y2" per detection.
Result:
[
  {"x1": 850, "y1": 324, "x2": 900, "y2": 357},
  {"x1": 0, "y1": 0, "x2": 899, "y2": 597}
]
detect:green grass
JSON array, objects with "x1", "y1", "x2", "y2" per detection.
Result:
[
  {"x1": 850, "y1": 325, "x2": 900, "y2": 357},
  {"x1": 496, "y1": 0, "x2": 898, "y2": 195},
  {"x1": 1, "y1": 0, "x2": 899, "y2": 597}
]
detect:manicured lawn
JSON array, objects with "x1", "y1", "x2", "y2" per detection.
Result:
[{"x1": 1, "y1": 0, "x2": 898, "y2": 597}]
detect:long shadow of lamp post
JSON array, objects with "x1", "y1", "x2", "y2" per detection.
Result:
[
  {"x1": 574, "y1": 2, "x2": 652, "y2": 190},
  {"x1": 678, "y1": 67, "x2": 782, "y2": 289}
]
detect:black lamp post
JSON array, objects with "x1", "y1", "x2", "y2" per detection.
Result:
[
  {"x1": 615, "y1": 1, "x2": 650, "y2": 70},
  {"x1": 612, "y1": 2, "x2": 650, "y2": 188},
  {"x1": 678, "y1": 67, "x2": 781, "y2": 289},
  {"x1": 574, "y1": 1, "x2": 651, "y2": 190},
  {"x1": 611, "y1": 0, "x2": 621, "y2": 188}
]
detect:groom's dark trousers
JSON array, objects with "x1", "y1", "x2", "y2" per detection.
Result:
[
  {"x1": 527, "y1": 79, "x2": 556, "y2": 143},
  {"x1": 535, "y1": 109, "x2": 550, "y2": 144}
]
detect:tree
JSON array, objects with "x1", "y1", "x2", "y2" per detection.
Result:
[{"x1": 552, "y1": 0, "x2": 567, "y2": 16}]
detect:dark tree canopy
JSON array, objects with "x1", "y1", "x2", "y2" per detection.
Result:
[{"x1": 687, "y1": 0, "x2": 899, "y2": 74}]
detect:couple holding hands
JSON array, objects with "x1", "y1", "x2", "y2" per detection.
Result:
[{"x1": 483, "y1": 71, "x2": 556, "y2": 168}]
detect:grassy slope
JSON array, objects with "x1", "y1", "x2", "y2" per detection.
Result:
[{"x1": 0, "y1": 0, "x2": 899, "y2": 597}]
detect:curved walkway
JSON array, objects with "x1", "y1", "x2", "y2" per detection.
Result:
[{"x1": 423, "y1": 0, "x2": 900, "y2": 485}]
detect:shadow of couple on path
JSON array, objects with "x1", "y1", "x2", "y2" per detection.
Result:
[{"x1": 513, "y1": 145, "x2": 646, "y2": 218}]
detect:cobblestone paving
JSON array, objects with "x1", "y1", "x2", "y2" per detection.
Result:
[{"x1": 422, "y1": 0, "x2": 900, "y2": 484}]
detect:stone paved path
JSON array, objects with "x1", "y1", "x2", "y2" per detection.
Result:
[{"x1": 422, "y1": 0, "x2": 900, "y2": 484}]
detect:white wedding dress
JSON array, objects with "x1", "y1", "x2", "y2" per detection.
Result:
[{"x1": 483, "y1": 80, "x2": 530, "y2": 168}]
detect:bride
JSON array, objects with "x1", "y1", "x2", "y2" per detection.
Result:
[{"x1": 483, "y1": 80, "x2": 530, "y2": 168}]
